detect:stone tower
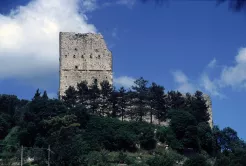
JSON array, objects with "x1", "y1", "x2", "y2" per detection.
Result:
[
  {"x1": 203, "y1": 94, "x2": 213, "y2": 128},
  {"x1": 59, "y1": 32, "x2": 113, "y2": 97}
]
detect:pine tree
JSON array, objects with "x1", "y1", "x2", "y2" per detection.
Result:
[
  {"x1": 125, "y1": 90, "x2": 136, "y2": 120},
  {"x1": 32, "y1": 89, "x2": 41, "y2": 101},
  {"x1": 149, "y1": 82, "x2": 167, "y2": 124},
  {"x1": 166, "y1": 91, "x2": 185, "y2": 110},
  {"x1": 191, "y1": 91, "x2": 210, "y2": 123},
  {"x1": 118, "y1": 87, "x2": 127, "y2": 121},
  {"x1": 62, "y1": 86, "x2": 77, "y2": 109},
  {"x1": 99, "y1": 80, "x2": 113, "y2": 116},
  {"x1": 110, "y1": 87, "x2": 119, "y2": 118},
  {"x1": 42, "y1": 90, "x2": 49, "y2": 100},
  {"x1": 184, "y1": 92, "x2": 194, "y2": 111},
  {"x1": 88, "y1": 79, "x2": 100, "y2": 114},
  {"x1": 77, "y1": 81, "x2": 89, "y2": 107},
  {"x1": 131, "y1": 77, "x2": 149, "y2": 122}
]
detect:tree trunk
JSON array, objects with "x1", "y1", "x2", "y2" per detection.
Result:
[
  {"x1": 150, "y1": 109, "x2": 153, "y2": 124},
  {"x1": 121, "y1": 110, "x2": 124, "y2": 122}
]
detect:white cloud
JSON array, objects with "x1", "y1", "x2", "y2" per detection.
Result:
[
  {"x1": 172, "y1": 70, "x2": 224, "y2": 97},
  {"x1": 172, "y1": 70, "x2": 197, "y2": 93},
  {"x1": 207, "y1": 58, "x2": 217, "y2": 68},
  {"x1": 80, "y1": 0, "x2": 98, "y2": 12},
  {"x1": 220, "y1": 47, "x2": 246, "y2": 89},
  {"x1": 114, "y1": 76, "x2": 135, "y2": 89},
  {"x1": 116, "y1": 0, "x2": 137, "y2": 8},
  {"x1": 172, "y1": 48, "x2": 246, "y2": 98},
  {"x1": 0, "y1": 0, "x2": 97, "y2": 88},
  {"x1": 200, "y1": 74, "x2": 224, "y2": 98},
  {"x1": 172, "y1": 70, "x2": 188, "y2": 84},
  {"x1": 99, "y1": 0, "x2": 137, "y2": 9}
]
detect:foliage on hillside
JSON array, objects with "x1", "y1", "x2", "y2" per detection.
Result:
[{"x1": 0, "y1": 77, "x2": 246, "y2": 166}]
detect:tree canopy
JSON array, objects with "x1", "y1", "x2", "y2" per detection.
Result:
[{"x1": 0, "y1": 77, "x2": 245, "y2": 165}]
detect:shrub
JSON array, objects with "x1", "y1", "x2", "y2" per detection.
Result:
[
  {"x1": 139, "y1": 127, "x2": 156, "y2": 150},
  {"x1": 183, "y1": 155, "x2": 210, "y2": 166},
  {"x1": 146, "y1": 152, "x2": 177, "y2": 166}
]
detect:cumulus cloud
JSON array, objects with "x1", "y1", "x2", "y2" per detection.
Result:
[
  {"x1": 220, "y1": 47, "x2": 246, "y2": 89},
  {"x1": 172, "y1": 70, "x2": 224, "y2": 97},
  {"x1": 200, "y1": 74, "x2": 224, "y2": 98},
  {"x1": 207, "y1": 58, "x2": 217, "y2": 68},
  {"x1": 114, "y1": 76, "x2": 135, "y2": 89},
  {"x1": 172, "y1": 70, "x2": 197, "y2": 93},
  {"x1": 81, "y1": 0, "x2": 98, "y2": 11},
  {"x1": 116, "y1": 0, "x2": 137, "y2": 8},
  {"x1": 172, "y1": 48, "x2": 246, "y2": 98},
  {"x1": 0, "y1": 0, "x2": 97, "y2": 88}
]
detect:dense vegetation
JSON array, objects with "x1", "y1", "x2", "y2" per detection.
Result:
[{"x1": 0, "y1": 77, "x2": 246, "y2": 166}]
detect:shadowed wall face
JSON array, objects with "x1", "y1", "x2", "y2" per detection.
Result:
[
  {"x1": 59, "y1": 32, "x2": 113, "y2": 97},
  {"x1": 203, "y1": 94, "x2": 213, "y2": 128}
]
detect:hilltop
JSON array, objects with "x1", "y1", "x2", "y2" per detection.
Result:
[{"x1": 0, "y1": 77, "x2": 246, "y2": 166}]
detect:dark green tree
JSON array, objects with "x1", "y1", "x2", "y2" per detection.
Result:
[
  {"x1": 149, "y1": 82, "x2": 167, "y2": 124},
  {"x1": 131, "y1": 77, "x2": 149, "y2": 122},
  {"x1": 77, "y1": 80, "x2": 89, "y2": 107},
  {"x1": 88, "y1": 79, "x2": 100, "y2": 114},
  {"x1": 32, "y1": 89, "x2": 41, "y2": 101},
  {"x1": 99, "y1": 80, "x2": 113, "y2": 116},
  {"x1": 184, "y1": 92, "x2": 194, "y2": 111},
  {"x1": 168, "y1": 109, "x2": 199, "y2": 151},
  {"x1": 166, "y1": 91, "x2": 185, "y2": 110},
  {"x1": 197, "y1": 122, "x2": 216, "y2": 155},
  {"x1": 218, "y1": 127, "x2": 243, "y2": 151},
  {"x1": 191, "y1": 91, "x2": 210, "y2": 123},
  {"x1": 110, "y1": 87, "x2": 119, "y2": 118},
  {"x1": 183, "y1": 155, "x2": 210, "y2": 166},
  {"x1": 183, "y1": 125, "x2": 201, "y2": 152},
  {"x1": 0, "y1": 95, "x2": 20, "y2": 139},
  {"x1": 118, "y1": 87, "x2": 127, "y2": 121},
  {"x1": 125, "y1": 90, "x2": 136, "y2": 120},
  {"x1": 62, "y1": 86, "x2": 77, "y2": 109},
  {"x1": 42, "y1": 90, "x2": 48, "y2": 100}
]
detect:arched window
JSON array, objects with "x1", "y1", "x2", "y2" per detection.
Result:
[
  {"x1": 73, "y1": 55, "x2": 76, "y2": 58},
  {"x1": 65, "y1": 55, "x2": 67, "y2": 58},
  {"x1": 75, "y1": 65, "x2": 78, "y2": 69}
]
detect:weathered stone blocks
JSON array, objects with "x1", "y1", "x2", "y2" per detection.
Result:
[{"x1": 59, "y1": 32, "x2": 113, "y2": 97}]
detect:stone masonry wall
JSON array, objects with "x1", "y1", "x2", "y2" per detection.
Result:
[
  {"x1": 203, "y1": 94, "x2": 213, "y2": 128},
  {"x1": 59, "y1": 32, "x2": 113, "y2": 97}
]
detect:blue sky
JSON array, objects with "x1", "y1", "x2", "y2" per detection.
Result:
[{"x1": 0, "y1": 0, "x2": 246, "y2": 139}]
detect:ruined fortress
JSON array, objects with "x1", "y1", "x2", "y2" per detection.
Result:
[
  {"x1": 59, "y1": 32, "x2": 213, "y2": 127},
  {"x1": 59, "y1": 32, "x2": 113, "y2": 97}
]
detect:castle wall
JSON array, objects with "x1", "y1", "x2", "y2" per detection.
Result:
[
  {"x1": 123, "y1": 94, "x2": 213, "y2": 128},
  {"x1": 59, "y1": 32, "x2": 113, "y2": 97}
]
